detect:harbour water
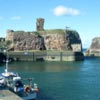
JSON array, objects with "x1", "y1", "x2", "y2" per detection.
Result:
[{"x1": 0, "y1": 57, "x2": 100, "y2": 100}]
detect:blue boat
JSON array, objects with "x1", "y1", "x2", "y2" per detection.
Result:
[{"x1": 0, "y1": 60, "x2": 39, "y2": 100}]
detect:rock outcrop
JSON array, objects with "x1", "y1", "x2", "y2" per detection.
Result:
[
  {"x1": 87, "y1": 37, "x2": 100, "y2": 56},
  {"x1": 5, "y1": 29, "x2": 82, "y2": 52},
  {"x1": 90, "y1": 37, "x2": 100, "y2": 50}
]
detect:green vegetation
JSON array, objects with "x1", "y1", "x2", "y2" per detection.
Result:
[
  {"x1": 37, "y1": 29, "x2": 65, "y2": 34},
  {"x1": 33, "y1": 31, "x2": 40, "y2": 35},
  {"x1": 14, "y1": 31, "x2": 25, "y2": 34},
  {"x1": 12, "y1": 29, "x2": 78, "y2": 36},
  {"x1": 0, "y1": 40, "x2": 12, "y2": 50}
]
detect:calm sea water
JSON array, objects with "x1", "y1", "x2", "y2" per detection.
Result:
[{"x1": 0, "y1": 58, "x2": 100, "y2": 100}]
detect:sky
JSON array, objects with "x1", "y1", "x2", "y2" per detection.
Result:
[{"x1": 0, "y1": 0, "x2": 100, "y2": 48}]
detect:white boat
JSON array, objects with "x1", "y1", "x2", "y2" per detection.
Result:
[{"x1": 0, "y1": 59, "x2": 39, "y2": 100}]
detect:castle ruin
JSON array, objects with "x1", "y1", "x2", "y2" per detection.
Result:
[{"x1": 36, "y1": 18, "x2": 44, "y2": 31}]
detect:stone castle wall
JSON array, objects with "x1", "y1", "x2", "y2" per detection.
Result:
[
  {"x1": 5, "y1": 18, "x2": 82, "y2": 52},
  {"x1": 5, "y1": 29, "x2": 82, "y2": 52}
]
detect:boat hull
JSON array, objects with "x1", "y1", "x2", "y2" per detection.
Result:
[{"x1": 22, "y1": 92, "x2": 37, "y2": 100}]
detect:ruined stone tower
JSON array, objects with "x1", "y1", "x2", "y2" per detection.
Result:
[{"x1": 36, "y1": 18, "x2": 44, "y2": 31}]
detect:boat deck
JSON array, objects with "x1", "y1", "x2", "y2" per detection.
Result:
[{"x1": 0, "y1": 90, "x2": 23, "y2": 100}]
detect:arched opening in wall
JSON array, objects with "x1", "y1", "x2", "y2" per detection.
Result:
[
  {"x1": 51, "y1": 56, "x2": 55, "y2": 59},
  {"x1": 40, "y1": 48, "x2": 43, "y2": 50},
  {"x1": 36, "y1": 58, "x2": 44, "y2": 61}
]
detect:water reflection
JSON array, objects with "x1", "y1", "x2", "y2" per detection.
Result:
[
  {"x1": 1, "y1": 58, "x2": 100, "y2": 100},
  {"x1": 4, "y1": 61, "x2": 83, "y2": 73}
]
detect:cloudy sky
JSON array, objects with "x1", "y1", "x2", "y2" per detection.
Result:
[{"x1": 0, "y1": 0, "x2": 100, "y2": 48}]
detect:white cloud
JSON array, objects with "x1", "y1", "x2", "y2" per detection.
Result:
[
  {"x1": 11, "y1": 16, "x2": 21, "y2": 20},
  {"x1": 53, "y1": 5, "x2": 80, "y2": 16}
]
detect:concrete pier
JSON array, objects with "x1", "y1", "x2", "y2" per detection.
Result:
[{"x1": 0, "y1": 90, "x2": 22, "y2": 100}]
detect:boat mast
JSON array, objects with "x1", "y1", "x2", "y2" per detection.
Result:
[
  {"x1": 5, "y1": 57, "x2": 8, "y2": 73},
  {"x1": 5, "y1": 48, "x2": 9, "y2": 73}
]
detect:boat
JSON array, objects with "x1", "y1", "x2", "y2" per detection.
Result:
[{"x1": 0, "y1": 59, "x2": 39, "y2": 100}]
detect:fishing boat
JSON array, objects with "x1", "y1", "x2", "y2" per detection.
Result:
[{"x1": 0, "y1": 59, "x2": 39, "y2": 100}]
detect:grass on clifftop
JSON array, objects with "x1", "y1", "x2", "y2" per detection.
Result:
[
  {"x1": 36, "y1": 29, "x2": 65, "y2": 34},
  {"x1": 34, "y1": 29, "x2": 79, "y2": 36},
  {"x1": 12, "y1": 29, "x2": 79, "y2": 36}
]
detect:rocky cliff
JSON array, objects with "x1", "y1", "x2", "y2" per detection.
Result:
[
  {"x1": 87, "y1": 37, "x2": 100, "y2": 56},
  {"x1": 90, "y1": 37, "x2": 100, "y2": 50},
  {"x1": 5, "y1": 29, "x2": 82, "y2": 52}
]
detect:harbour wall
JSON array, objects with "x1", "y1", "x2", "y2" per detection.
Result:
[{"x1": 7, "y1": 51, "x2": 84, "y2": 61}]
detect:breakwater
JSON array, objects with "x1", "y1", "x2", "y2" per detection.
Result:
[{"x1": 7, "y1": 51, "x2": 84, "y2": 61}]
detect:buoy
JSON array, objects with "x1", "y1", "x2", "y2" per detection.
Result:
[{"x1": 24, "y1": 85, "x2": 30, "y2": 93}]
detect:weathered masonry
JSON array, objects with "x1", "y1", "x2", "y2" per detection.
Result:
[{"x1": 8, "y1": 51, "x2": 84, "y2": 61}]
